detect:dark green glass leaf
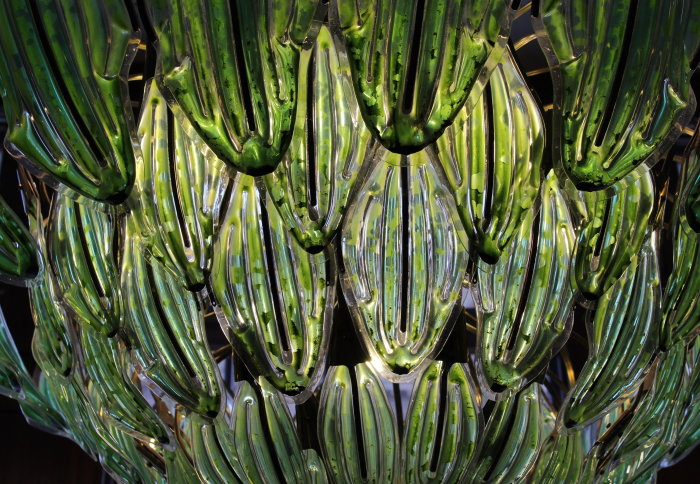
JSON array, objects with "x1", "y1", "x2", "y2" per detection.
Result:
[
  {"x1": 212, "y1": 175, "x2": 335, "y2": 396},
  {"x1": 265, "y1": 25, "x2": 373, "y2": 251},
  {"x1": 318, "y1": 363, "x2": 398, "y2": 484},
  {"x1": 561, "y1": 239, "x2": 660, "y2": 430},
  {"x1": 572, "y1": 171, "x2": 655, "y2": 299},
  {"x1": 341, "y1": 147, "x2": 469, "y2": 377},
  {"x1": 530, "y1": 430, "x2": 586, "y2": 483},
  {"x1": 121, "y1": 234, "x2": 222, "y2": 416},
  {"x1": 468, "y1": 383, "x2": 547, "y2": 484},
  {"x1": 331, "y1": 0, "x2": 510, "y2": 153},
  {"x1": 435, "y1": 47, "x2": 544, "y2": 264},
  {"x1": 403, "y1": 361, "x2": 480, "y2": 484},
  {"x1": 149, "y1": 0, "x2": 319, "y2": 174},
  {"x1": 132, "y1": 79, "x2": 231, "y2": 290},
  {"x1": 540, "y1": 0, "x2": 697, "y2": 189},
  {"x1": 48, "y1": 195, "x2": 120, "y2": 335},
  {"x1": 0, "y1": 195, "x2": 38, "y2": 283},
  {"x1": 0, "y1": 0, "x2": 139, "y2": 201},
  {"x1": 476, "y1": 170, "x2": 575, "y2": 394}
]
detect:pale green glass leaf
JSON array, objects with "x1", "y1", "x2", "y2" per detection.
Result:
[
  {"x1": 0, "y1": 0, "x2": 139, "y2": 201},
  {"x1": 476, "y1": 170, "x2": 575, "y2": 394},
  {"x1": 212, "y1": 175, "x2": 335, "y2": 397},
  {"x1": 265, "y1": 25, "x2": 373, "y2": 251},
  {"x1": 148, "y1": 0, "x2": 320, "y2": 174},
  {"x1": 403, "y1": 361, "x2": 480, "y2": 484},
  {"x1": 341, "y1": 147, "x2": 469, "y2": 377},
  {"x1": 331, "y1": 0, "x2": 510, "y2": 152},
  {"x1": 318, "y1": 363, "x2": 399, "y2": 484},
  {"x1": 435, "y1": 47, "x2": 544, "y2": 264}
]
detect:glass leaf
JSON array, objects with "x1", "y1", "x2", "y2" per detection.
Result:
[{"x1": 0, "y1": 195, "x2": 38, "y2": 283}]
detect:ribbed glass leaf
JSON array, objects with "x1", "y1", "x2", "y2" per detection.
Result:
[
  {"x1": 572, "y1": 171, "x2": 654, "y2": 299},
  {"x1": 133, "y1": 79, "x2": 231, "y2": 290},
  {"x1": 436, "y1": 47, "x2": 544, "y2": 264},
  {"x1": 121, "y1": 234, "x2": 222, "y2": 415},
  {"x1": 331, "y1": 0, "x2": 510, "y2": 152},
  {"x1": 540, "y1": 0, "x2": 697, "y2": 189},
  {"x1": 0, "y1": 195, "x2": 38, "y2": 283},
  {"x1": 0, "y1": 0, "x2": 139, "y2": 201},
  {"x1": 476, "y1": 170, "x2": 575, "y2": 394},
  {"x1": 265, "y1": 25, "x2": 373, "y2": 251},
  {"x1": 318, "y1": 363, "x2": 399, "y2": 484},
  {"x1": 561, "y1": 238, "x2": 660, "y2": 430},
  {"x1": 212, "y1": 175, "x2": 334, "y2": 396},
  {"x1": 148, "y1": 0, "x2": 319, "y2": 174},
  {"x1": 48, "y1": 195, "x2": 120, "y2": 335},
  {"x1": 341, "y1": 147, "x2": 469, "y2": 377},
  {"x1": 530, "y1": 430, "x2": 586, "y2": 483},
  {"x1": 403, "y1": 361, "x2": 480, "y2": 484}
]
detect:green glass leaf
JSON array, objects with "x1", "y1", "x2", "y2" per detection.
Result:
[
  {"x1": 435, "y1": 47, "x2": 544, "y2": 264},
  {"x1": 331, "y1": 0, "x2": 510, "y2": 152},
  {"x1": 539, "y1": 0, "x2": 697, "y2": 189},
  {"x1": 0, "y1": 195, "x2": 38, "y2": 283},
  {"x1": 265, "y1": 25, "x2": 373, "y2": 251},
  {"x1": 79, "y1": 327, "x2": 172, "y2": 446},
  {"x1": 476, "y1": 170, "x2": 575, "y2": 394},
  {"x1": 121, "y1": 234, "x2": 222, "y2": 416},
  {"x1": 212, "y1": 378, "x2": 314, "y2": 483},
  {"x1": 164, "y1": 447, "x2": 200, "y2": 484},
  {"x1": 317, "y1": 363, "x2": 399, "y2": 484},
  {"x1": 48, "y1": 195, "x2": 120, "y2": 335},
  {"x1": 149, "y1": 0, "x2": 319, "y2": 174},
  {"x1": 212, "y1": 175, "x2": 335, "y2": 396},
  {"x1": 132, "y1": 79, "x2": 231, "y2": 290},
  {"x1": 341, "y1": 147, "x2": 469, "y2": 377},
  {"x1": 661, "y1": 158, "x2": 700, "y2": 345},
  {"x1": 530, "y1": 431, "x2": 586, "y2": 483},
  {"x1": 468, "y1": 383, "x2": 547, "y2": 484},
  {"x1": 403, "y1": 361, "x2": 480, "y2": 484},
  {"x1": 561, "y1": 239, "x2": 660, "y2": 430},
  {"x1": 0, "y1": 0, "x2": 139, "y2": 201},
  {"x1": 572, "y1": 171, "x2": 655, "y2": 299}
]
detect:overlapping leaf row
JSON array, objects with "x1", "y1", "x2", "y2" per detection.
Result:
[{"x1": 0, "y1": 0, "x2": 699, "y2": 483}]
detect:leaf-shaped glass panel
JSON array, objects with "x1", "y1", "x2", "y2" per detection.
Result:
[
  {"x1": 561, "y1": 239, "x2": 660, "y2": 430},
  {"x1": 476, "y1": 170, "x2": 575, "y2": 395},
  {"x1": 149, "y1": 0, "x2": 320, "y2": 174},
  {"x1": 331, "y1": 0, "x2": 511, "y2": 152},
  {"x1": 538, "y1": 0, "x2": 697, "y2": 190},
  {"x1": 133, "y1": 79, "x2": 231, "y2": 290},
  {"x1": 341, "y1": 147, "x2": 469, "y2": 378},
  {"x1": 265, "y1": 25, "x2": 373, "y2": 251},
  {"x1": 435, "y1": 47, "x2": 544, "y2": 264},
  {"x1": 48, "y1": 195, "x2": 120, "y2": 335},
  {"x1": 121, "y1": 234, "x2": 222, "y2": 416},
  {"x1": 318, "y1": 363, "x2": 399, "y2": 484},
  {"x1": 572, "y1": 171, "x2": 654, "y2": 299},
  {"x1": 211, "y1": 175, "x2": 335, "y2": 397},
  {"x1": 0, "y1": 0, "x2": 139, "y2": 201},
  {"x1": 0, "y1": 195, "x2": 38, "y2": 284},
  {"x1": 403, "y1": 361, "x2": 480, "y2": 484}
]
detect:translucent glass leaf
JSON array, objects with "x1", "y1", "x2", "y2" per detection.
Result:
[
  {"x1": 572, "y1": 171, "x2": 655, "y2": 299},
  {"x1": 0, "y1": 0, "x2": 139, "y2": 201},
  {"x1": 561, "y1": 239, "x2": 660, "y2": 430},
  {"x1": 341, "y1": 147, "x2": 469, "y2": 377},
  {"x1": 539, "y1": 0, "x2": 697, "y2": 189},
  {"x1": 265, "y1": 25, "x2": 373, "y2": 251},
  {"x1": 331, "y1": 0, "x2": 511, "y2": 152},
  {"x1": 403, "y1": 361, "x2": 480, "y2": 484},
  {"x1": 435, "y1": 47, "x2": 544, "y2": 264},
  {"x1": 133, "y1": 79, "x2": 231, "y2": 290},
  {"x1": 149, "y1": 0, "x2": 320, "y2": 174},
  {"x1": 211, "y1": 175, "x2": 335, "y2": 397},
  {"x1": 530, "y1": 430, "x2": 586, "y2": 483},
  {"x1": 476, "y1": 170, "x2": 575, "y2": 394},
  {"x1": 468, "y1": 383, "x2": 547, "y2": 484},
  {"x1": 48, "y1": 195, "x2": 121, "y2": 335},
  {"x1": 121, "y1": 235, "x2": 222, "y2": 415},
  {"x1": 0, "y1": 195, "x2": 38, "y2": 283},
  {"x1": 318, "y1": 363, "x2": 399, "y2": 484}
]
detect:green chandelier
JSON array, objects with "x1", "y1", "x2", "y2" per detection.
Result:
[{"x1": 0, "y1": 0, "x2": 699, "y2": 482}]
